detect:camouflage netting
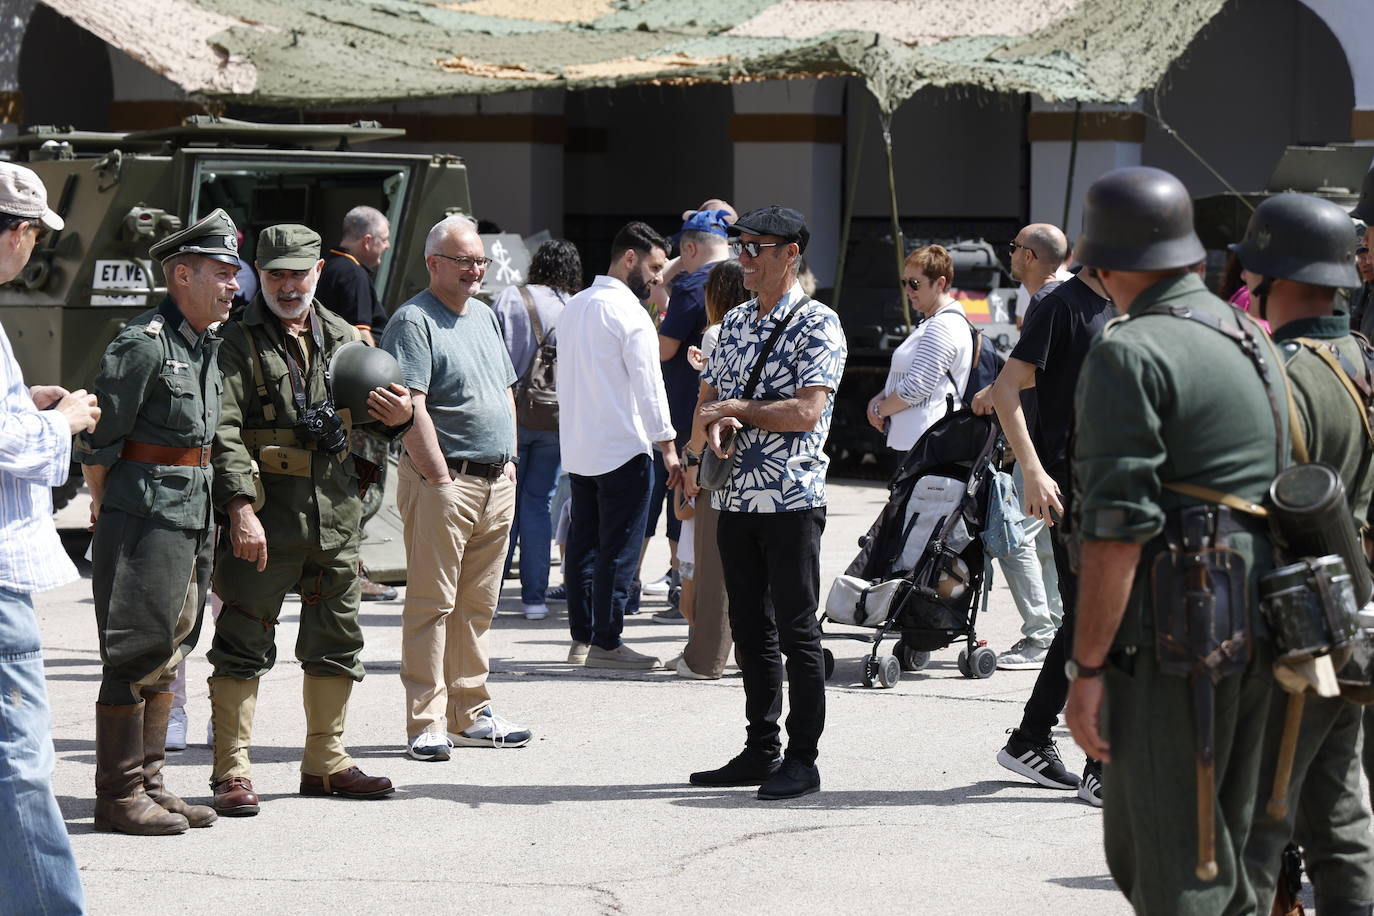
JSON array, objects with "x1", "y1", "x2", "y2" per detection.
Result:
[{"x1": 41, "y1": 0, "x2": 1231, "y2": 112}]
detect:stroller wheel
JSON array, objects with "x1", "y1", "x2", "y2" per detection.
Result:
[
  {"x1": 822, "y1": 648, "x2": 835, "y2": 681},
  {"x1": 956, "y1": 648, "x2": 973, "y2": 678},
  {"x1": 896, "y1": 641, "x2": 930, "y2": 672},
  {"x1": 877, "y1": 655, "x2": 901, "y2": 688},
  {"x1": 970, "y1": 646, "x2": 998, "y2": 679}
]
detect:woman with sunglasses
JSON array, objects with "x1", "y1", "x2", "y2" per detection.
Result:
[{"x1": 866, "y1": 244, "x2": 973, "y2": 452}]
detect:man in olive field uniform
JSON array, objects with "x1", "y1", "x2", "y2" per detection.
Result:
[
  {"x1": 1231, "y1": 194, "x2": 1374, "y2": 916},
  {"x1": 207, "y1": 225, "x2": 412, "y2": 816},
  {"x1": 1063, "y1": 167, "x2": 1288, "y2": 913},
  {"x1": 78, "y1": 209, "x2": 240, "y2": 835}
]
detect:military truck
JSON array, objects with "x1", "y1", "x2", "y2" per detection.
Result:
[{"x1": 0, "y1": 116, "x2": 474, "y2": 581}]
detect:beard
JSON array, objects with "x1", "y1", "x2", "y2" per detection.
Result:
[
  {"x1": 264, "y1": 277, "x2": 316, "y2": 320},
  {"x1": 626, "y1": 269, "x2": 653, "y2": 302}
]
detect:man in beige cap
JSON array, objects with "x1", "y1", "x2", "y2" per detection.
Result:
[
  {"x1": 207, "y1": 224, "x2": 411, "y2": 815},
  {"x1": 77, "y1": 207, "x2": 240, "y2": 835},
  {"x1": 0, "y1": 160, "x2": 98, "y2": 910}
]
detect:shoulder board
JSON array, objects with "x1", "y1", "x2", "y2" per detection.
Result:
[
  {"x1": 144, "y1": 314, "x2": 164, "y2": 338},
  {"x1": 1100, "y1": 313, "x2": 1132, "y2": 336},
  {"x1": 1278, "y1": 339, "x2": 1302, "y2": 362}
]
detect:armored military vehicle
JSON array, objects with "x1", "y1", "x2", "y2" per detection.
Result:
[{"x1": 0, "y1": 116, "x2": 473, "y2": 581}]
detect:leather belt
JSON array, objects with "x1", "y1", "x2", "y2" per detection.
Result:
[
  {"x1": 121, "y1": 441, "x2": 211, "y2": 467},
  {"x1": 448, "y1": 458, "x2": 505, "y2": 480}
]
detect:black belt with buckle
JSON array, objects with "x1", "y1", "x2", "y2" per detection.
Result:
[{"x1": 448, "y1": 458, "x2": 505, "y2": 480}]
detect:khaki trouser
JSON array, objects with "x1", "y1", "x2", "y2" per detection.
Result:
[
  {"x1": 397, "y1": 455, "x2": 514, "y2": 738},
  {"x1": 682, "y1": 499, "x2": 732, "y2": 677}
]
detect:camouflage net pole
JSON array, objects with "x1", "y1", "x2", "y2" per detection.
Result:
[
  {"x1": 831, "y1": 98, "x2": 868, "y2": 312},
  {"x1": 881, "y1": 112, "x2": 912, "y2": 335}
]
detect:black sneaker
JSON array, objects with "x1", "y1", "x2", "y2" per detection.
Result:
[
  {"x1": 757, "y1": 758, "x2": 821, "y2": 801},
  {"x1": 1078, "y1": 758, "x2": 1103, "y2": 807},
  {"x1": 690, "y1": 751, "x2": 783, "y2": 787},
  {"x1": 995, "y1": 728, "x2": 1081, "y2": 790},
  {"x1": 546, "y1": 584, "x2": 567, "y2": 602}
]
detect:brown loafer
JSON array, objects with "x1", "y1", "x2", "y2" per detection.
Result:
[
  {"x1": 300, "y1": 766, "x2": 394, "y2": 799},
  {"x1": 211, "y1": 777, "x2": 260, "y2": 817}
]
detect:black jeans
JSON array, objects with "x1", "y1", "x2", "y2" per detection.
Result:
[
  {"x1": 1018, "y1": 502, "x2": 1079, "y2": 745},
  {"x1": 717, "y1": 507, "x2": 826, "y2": 765},
  {"x1": 566, "y1": 454, "x2": 652, "y2": 650}
]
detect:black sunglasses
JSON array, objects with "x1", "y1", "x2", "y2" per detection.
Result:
[
  {"x1": 903, "y1": 277, "x2": 923, "y2": 292},
  {"x1": 1008, "y1": 241, "x2": 1037, "y2": 259},
  {"x1": 729, "y1": 240, "x2": 783, "y2": 259}
]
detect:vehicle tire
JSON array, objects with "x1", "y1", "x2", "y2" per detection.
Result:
[
  {"x1": 877, "y1": 655, "x2": 901, "y2": 688},
  {"x1": 822, "y1": 648, "x2": 835, "y2": 681},
  {"x1": 956, "y1": 648, "x2": 973, "y2": 678},
  {"x1": 862, "y1": 656, "x2": 879, "y2": 688},
  {"x1": 971, "y1": 646, "x2": 998, "y2": 679}
]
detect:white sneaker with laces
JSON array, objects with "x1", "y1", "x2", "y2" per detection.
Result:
[
  {"x1": 997, "y1": 638, "x2": 1049, "y2": 670},
  {"x1": 407, "y1": 731, "x2": 452, "y2": 761},
  {"x1": 523, "y1": 603, "x2": 550, "y2": 620},
  {"x1": 448, "y1": 707, "x2": 532, "y2": 748},
  {"x1": 166, "y1": 705, "x2": 188, "y2": 751},
  {"x1": 641, "y1": 570, "x2": 673, "y2": 596}
]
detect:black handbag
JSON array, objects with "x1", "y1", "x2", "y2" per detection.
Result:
[{"x1": 698, "y1": 299, "x2": 806, "y2": 491}]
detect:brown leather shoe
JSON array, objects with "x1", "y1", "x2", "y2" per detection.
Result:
[
  {"x1": 211, "y1": 777, "x2": 261, "y2": 816},
  {"x1": 300, "y1": 766, "x2": 394, "y2": 799},
  {"x1": 359, "y1": 574, "x2": 398, "y2": 602}
]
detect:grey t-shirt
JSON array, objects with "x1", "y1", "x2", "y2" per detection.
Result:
[{"x1": 382, "y1": 289, "x2": 517, "y2": 464}]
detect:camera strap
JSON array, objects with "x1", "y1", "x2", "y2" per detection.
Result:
[{"x1": 280, "y1": 311, "x2": 327, "y2": 414}]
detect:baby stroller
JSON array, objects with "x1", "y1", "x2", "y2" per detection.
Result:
[{"x1": 821, "y1": 408, "x2": 1005, "y2": 688}]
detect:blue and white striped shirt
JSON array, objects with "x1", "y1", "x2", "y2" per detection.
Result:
[{"x1": 0, "y1": 324, "x2": 77, "y2": 593}]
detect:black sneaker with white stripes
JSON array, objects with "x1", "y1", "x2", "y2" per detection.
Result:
[
  {"x1": 995, "y1": 728, "x2": 1081, "y2": 790},
  {"x1": 1078, "y1": 758, "x2": 1103, "y2": 807}
]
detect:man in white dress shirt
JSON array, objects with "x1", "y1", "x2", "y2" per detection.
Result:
[
  {"x1": 0, "y1": 161, "x2": 100, "y2": 912},
  {"x1": 557, "y1": 222, "x2": 681, "y2": 669}
]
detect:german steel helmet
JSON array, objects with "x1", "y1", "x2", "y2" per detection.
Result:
[
  {"x1": 329, "y1": 341, "x2": 404, "y2": 425},
  {"x1": 1352, "y1": 164, "x2": 1374, "y2": 224},
  {"x1": 1229, "y1": 193, "x2": 1359, "y2": 289},
  {"x1": 1074, "y1": 166, "x2": 1206, "y2": 271}
]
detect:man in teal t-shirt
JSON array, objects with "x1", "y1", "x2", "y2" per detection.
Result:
[{"x1": 381, "y1": 215, "x2": 531, "y2": 763}]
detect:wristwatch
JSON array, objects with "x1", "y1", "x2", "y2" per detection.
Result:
[
  {"x1": 1064, "y1": 658, "x2": 1108, "y2": 681},
  {"x1": 683, "y1": 448, "x2": 702, "y2": 468}
]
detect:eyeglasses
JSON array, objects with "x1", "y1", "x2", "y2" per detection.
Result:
[
  {"x1": 1008, "y1": 241, "x2": 1037, "y2": 259},
  {"x1": 903, "y1": 277, "x2": 923, "y2": 292},
  {"x1": 729, "y1": 240, "x2": 782, "y2": 259},
  {"x1": 431, "y1": 253, "x2": 492, "y2": 270}
]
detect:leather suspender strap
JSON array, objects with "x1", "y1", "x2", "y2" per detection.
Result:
[
  {"x1": 1163, "y1": 482, "x2": 1270, "y2": 518},
  {"x1": 241, "y1": 324, "x2": 276, "y2": 422},
  {"x1": 518, "y1": 285, "x2": 546, "y2": 346},
  {"x1": 1292, "y1": 336, "x2": 1374, "y2": 447}
]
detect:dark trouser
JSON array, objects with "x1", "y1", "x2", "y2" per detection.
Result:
[
  {"x1": 566, "y1": 454, "x2": 652, "y2": 650},
  {"x1": 1244, "y1": 694, "x2": 1374, "y2": 912},
  {"x1": 717, "y1": 507, "x2": 826, "y2": 765},
  {"x1": 644, "y1": 447, "x2": 682, "y2": 543},
  {"x1": 208, "y1": 537, "x2": 365, "y2": 681},
  {"x1": 1017, "y1": 521, "x2": 1079, "y2": 744},
  {"x1": 91, "y1": 508, "x2": 211, "y2": 706}
]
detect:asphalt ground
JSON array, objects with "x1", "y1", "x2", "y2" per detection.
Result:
[{"x1": 38, "y1": 479, "x2": 1134, "y2": 915}]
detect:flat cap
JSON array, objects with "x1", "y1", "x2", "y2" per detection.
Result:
[
  {"x1": 728, "y1": 205, "x2": 810, "y2": 254},
  {"x1": 256, "y1": 224, "x2": 322, "y2": 270},
  {"x1": 0, "y1": 161, "x2": 62, "y2": 230},
  {"x1": 150, "y1": 208, "x2": 240, "y2": 266}
]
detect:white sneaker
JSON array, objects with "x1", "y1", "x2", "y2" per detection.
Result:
[
  {"x1": 675, "y1": 657, "x2": 715, "y2": 680},
  {"x1": 448, "y1": 707, "x2": 532, "y2": 748},
  {"x1": 407, "y1": 731, "x2": 451, "y2": 762},
  {"x1": 523, "y1": 603, "x2": 550, "y2": 620},
  {"x1": 166, "y1": 706, "x2": 188, "y2": 751},
  {"x1": 997, "y1": 638, "x2": 1049, "y2": 670},
  {"x1": 568, "y1": 642, "x2": 591, "y2": 664},
  {"x1": 641, "y1": 570, "x2": 673, "y2": 596}
]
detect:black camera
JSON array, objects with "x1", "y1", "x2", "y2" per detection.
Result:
[{"x1": 296, "y1": 401, "x2": 348, "y2": 455}]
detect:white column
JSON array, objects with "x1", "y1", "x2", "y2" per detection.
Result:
[
  {"x1": 1028, "y1": 97, "x2": 1144, "y2": 239},
  {"x1": 731, "y1": 78, "x2": 844, "y2": 288}
]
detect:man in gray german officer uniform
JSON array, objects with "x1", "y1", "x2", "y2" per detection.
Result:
[
  {"x1": 78, "y1": 209, "x2": 241, "y2": 835},
  {"x1": 1231, "y1": 194, "x2": 1374, "y2": 915},
  {"x1": 207, "y1": 224, "x2": 411, "y2": 816},
  {"x1": 1064, "y1": 167, "x2": 1288, "y2": 913}
]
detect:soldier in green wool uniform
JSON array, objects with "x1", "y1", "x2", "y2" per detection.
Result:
[
  {"x1": 1233, "y1": 194, "x2": 1374, "y2": 916},
  {"x1": 206, "y1": 224, "x2": 412, "y2": 816},
  {"x1": 1063, "y1": 167, "x2": 1289, "y2": 914},
  {"x1": 78, "y1": 209, "x2": 241, "y2": 835}
]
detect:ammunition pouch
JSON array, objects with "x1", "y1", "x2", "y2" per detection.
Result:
[
  {"x1": 1258, "y1": 555, "x2": 1360, "y2": 663},
  {"x1": 1149, "y1": 504, "x2": 1252, "y2": 680},
  {"x1": 1335, "y1": 605, "x2": 1374, "y2": 705},
  {"x1": 257, "y1": 444, "x2": 312, "y2": 478},
  {"x1": 240, "y1": 408, "x2": 356, "y2": 480}
]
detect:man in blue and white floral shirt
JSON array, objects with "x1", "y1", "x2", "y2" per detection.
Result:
[{"x1": 682, "y1": 206, "x2": 846, "y2": 801}]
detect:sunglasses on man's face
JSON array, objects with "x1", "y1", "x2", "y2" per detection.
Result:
[{"x1": 729, "y1": 240, "x2": 782, "y2": 259}]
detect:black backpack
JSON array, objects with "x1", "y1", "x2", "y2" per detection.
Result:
[{"x1": 943, "y1": 312, "x2": 1004, "y2": 404}]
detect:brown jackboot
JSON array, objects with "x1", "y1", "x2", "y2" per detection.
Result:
[
  {"x1": 140, "y1": 690, "x2": 216, "y2": 828},
  {"x1": 94, "y1": 702, "x2": 189, "y2": 835}
]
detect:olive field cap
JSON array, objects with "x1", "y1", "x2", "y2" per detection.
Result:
[
  {"x1": 256, "y1": 224, "x2": 322, "y2": 270},
  {"x1": 329, "y1": 340, "x2": 405, "y2": 424},
  {"x1": 1351, "y1": 164, "x2": 1374, "y2": 224},
  {"x1": 0, "y1": 161, "x2": 63, "y2": 230},
  {"x1": 150, "y1": 208, "x2": 241, "y2": 266},
  {"x1": 728, "y1": 206, "x2": 810, "y2": 254},
  {"x1": 1074, "y1": 166, "x2": 1205, "y2": 271},
  {"x1": 1229, "y1": 193, "x2": 1360, "y2": 289},
  {"x1": 679, "y1": 209, "x2": 731, "y2": 238}
]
